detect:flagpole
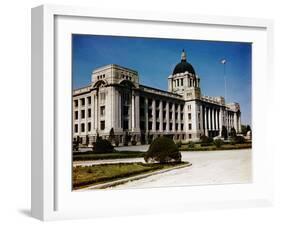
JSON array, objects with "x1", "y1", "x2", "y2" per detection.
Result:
[
  {"x1": 224, "y1": 61, "x2": 226, "y2": 103},
  {"x1": 221, "y1": 59, "x2": 227, "y2": 103}
]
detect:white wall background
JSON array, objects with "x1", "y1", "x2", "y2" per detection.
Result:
[{"x1": 0, "y1": 0, "x2": 280, "y2": 225}]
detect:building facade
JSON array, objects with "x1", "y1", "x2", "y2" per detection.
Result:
[{"x1": 73, "y1": 50, "x2": 241, "y2": 145}]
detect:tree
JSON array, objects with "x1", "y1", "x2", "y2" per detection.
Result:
[
  {"x1": 246, "y1": 125, "x2": 251, "y2": 132},
  {"x1": 241, "y1": 124, "x2": 247, "y2": 135},
  {"x1": 85, "y1": 135, "x2": 89, "y2": 146},
  {"x1": 200, "y1": 135, "x2": 213, "y2": 146},
  {"x1": 93, "y1": 138, "x2": 115, "y2": 153},
  {"x1": 230, "y1": 127, "x2": 237, "y2": 138},
  {"x1": 213, "y1": 138, "x2": 224, "y2": 148},
  {"x1": 221, "y1": 126, "x2": 228, "y2": 140},
  {"x1": 109, "y1": 128, "x2": 115, "y2": 144},
  {"x1": 144, "y1": 136, "x2": 181, "y2": 163}
]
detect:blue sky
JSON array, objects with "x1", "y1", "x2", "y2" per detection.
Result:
[{"x1": 72, "y1": 35, "x2": 252, "y2": 126}]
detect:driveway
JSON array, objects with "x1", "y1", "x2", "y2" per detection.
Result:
[{"x1": 108, "y1": 149, "x2": 252, "y2": 189}]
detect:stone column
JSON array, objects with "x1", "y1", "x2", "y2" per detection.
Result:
[
  {"x1": 135, "y1": 93, "x2": 140, "y2": 131},
  {"x1": 152, "y1": 99, "x2": 156, "y2": 132},
  {"x1": 118, "y1": 92, "x2": 121, "y2": 128},
  {"x1": 219, "y1": 108, "x2": 223, "y2": 135},
  {"x1": 211, "y1": 108, "x2": 214, "y2": 131},
  {"x1": 200, "y1": 105, "x2": 203, "y2": 133},
  {"x1": 94, "y1": 92, "x2": 99, "y2": 132},
  {"x1": 159, "y1": 100, "x2": 163, "y2": 132},
  {"x1": 204, "y1": 106, "x2": 207, "y2": 135},
  {"x1": 91, "y1": 93, "x2": 94, "y2": 134},
  {"x1": 238, "y1": 113, "x2": 241, "y2": 133},
  {"x1": 131, "y1": 92, "x2": 135, "y2": 131},
  {"x1": 208, "y1": 108, "x2": 211, "y2": 130},
  {"x1": 166, "y1": 102, "x2": 169, "y2": 132},
  {"x1": 172, "y1": 103, "x2": 176, "y2": 132},
  {"x1": 145, "y1": 97, "x2": 148, "y2": 131}
]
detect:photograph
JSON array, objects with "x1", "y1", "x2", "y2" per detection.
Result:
[{"x1": 71, "y1": 34, "x2": 252, "y2": 191}]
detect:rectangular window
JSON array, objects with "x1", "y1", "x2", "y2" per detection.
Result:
[
  {"x1": 88, "y1": 109, "x2": 91, "y2": 118},
  {"x1": 180, "y1": 113, "x2": 183, "y2": 120},
  {"x1": 80, "y1": 98, "x2": 85, "y2": 106},
  {"x1": 188, "y1": 123, "x2": 192, "y2": 130},
  {"x1": 74, "y1": 100, "x2": 78, "y2": 107},
  {"x1": 100, "y1": 93, "x2": 106, "y2": 104},
  {"x1": 156, "y1": 110, "x2": 159, "y2": 119},
  {"x1": 140, "y1": 121, "x2": 145, "y2": 130},
  {"x1": 156, "y1": 122, "x2": 160, "y2": 131},
  {"x1": 100, "y1": 121, "x2": 105, "y2": 130},
  {"x1": 181, "y1": 78, "x2": 183, "y2": 86},
  {"x1": 81, "y1": 123, "x2": 85, "y2": 132},
  {"x1": 74, "y1": 124, "x2": 78, "y2": 133},
  {"x1": 163, "y1": 123, "x2": 167, "y2": 130},
  {"x1": 169, "y1": 123, "x2": 173, "y2": 131},
  {"x1": 100, "y1": 106, "x2": 105, "y2": 117},
  {"x1": 188, "y1": 113, "x2": 192, "y2": 120},
  {"x1": 181, "y1": 123, "x2": 184, "y2": 131},
  {"x1": 81, "y1": 110, "x2": 85, "y2": 119},
  {"x1": 87, "y1": 96, "x2": 91, "y2": 105},
  {"x1": 189, "y1": 134, "x2": 192, "y2": 139},
  {"x1": 148, "y1": 122, "x2": 152, "y2": 130},
  {"x1": 123, "y1": 120, "x2": 129, "y2": 130},
  {"x1": 74, "y1": 111, "x2": 78, "y2": 120},
  {"x1": 176, "y1": 123, "x2": 178, "y2": 131},
  {"x1": 88, "y1": 122, "x2": 91, "y2": 132},
  {"x1": 123, "y1": 106, "x2": 129, "y2": 116}
]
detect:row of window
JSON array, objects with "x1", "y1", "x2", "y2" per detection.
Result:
[
  {"x1": 74, "y1": 120, "x2": 106, "y2": 133},
  {"x1": 74, "y1": 97, "x2": 91, "y2": 107},
  {"x1": 121, "y1": 74, "x2": 133, "y2": 81},
  {"x1": 139, "y1": 122, "x2": 192, "y2": 131},
  {"x1": 74, "y1": 106, "x2": 106, "y2": 120},
  {"x1": 97, "y1": 74, "x2": 105, "y2": 80},
  {"x1": 174, "y1": 78, "x2": 184, "y2": 87}
]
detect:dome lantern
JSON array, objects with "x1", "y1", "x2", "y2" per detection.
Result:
[{"x1": 173, "y1": 50, "x2": 196, "y2": 75}]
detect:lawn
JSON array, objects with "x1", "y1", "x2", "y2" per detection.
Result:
[
  {"x1": 179, "y1": 142, "x2": 252, "y2": 151},
  {"x1": 73, "y1": 162, "x2": 185, "y2": 189},
  {"x1": 73, "y1": 151, "x2": 145, "y2": 161}
]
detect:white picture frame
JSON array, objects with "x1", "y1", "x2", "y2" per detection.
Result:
[{"x1": 31, "y1": 4, "x2": 274, "y2": 221}]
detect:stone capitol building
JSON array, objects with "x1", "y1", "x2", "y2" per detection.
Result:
[{"x1": 73, "y1": 50, "x2": 241, "y2": 145}]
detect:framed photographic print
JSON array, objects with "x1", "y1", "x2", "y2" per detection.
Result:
[{"x1": 31, "y1": 4, "x2": 274, "y2": 221}]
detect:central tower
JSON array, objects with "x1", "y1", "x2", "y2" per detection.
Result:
[{"x1": 168, "y1": 50, "x2": 201, "y2": 100}]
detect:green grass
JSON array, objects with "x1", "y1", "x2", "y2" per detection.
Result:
[
  {"x1": 73, "y1": 151, "x2": 145, "y2": 161},
  {"x1": 73, "y1": 162, "x2": 185, "y2": 189},
  {"x1": 179, "y1": 142, "x2": 252, "y2": 151}
]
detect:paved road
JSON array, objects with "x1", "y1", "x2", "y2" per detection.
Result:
[{"x1": 108, "y1": 149, "x2": 252, "y2": 189}]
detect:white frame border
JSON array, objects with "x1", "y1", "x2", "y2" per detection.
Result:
[{"x1": 31, "y1": 4, "x2": 274, "y2": 221}]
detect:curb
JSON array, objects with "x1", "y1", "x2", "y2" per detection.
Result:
[{"x1": 77, "y1": 162, "x2": 192, "y2": 191}]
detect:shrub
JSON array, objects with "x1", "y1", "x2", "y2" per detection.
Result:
[
  {"x1": 176, "y1": 140, "x2": 182, "y2": 148},
  {"x1": 93, "y1": 138, "x2": 115, "y2": 153},
  {"x1": 114, "y1": 138, "x2": 119, "y2": 147},
  {"x1": 230, "y1": 127, "x2": 237, "y2": 138},
  {"x1": 109, "y1": 128, "x2": 115, "y2": 144},
  {"x1": 187, "y1": 141, "x2": 195, "y2": 148},
  {"x1": 144, "y1": 136, "x2": 182, "y2": 163},
  {"x1": 124, "y1": 132, "x2": 131, "y2": 146},
  {"x1": 85, "y1": 135, "x2": 89, "y2": 146},
  {"x1": 221, "y1": 126, "x2": 228, "y2": 140},
  {"x1": 234, "y1": 135, "x2": 245, "y2": 144},
  {"x1": 213, "y1": 138, "x2": 224, "y2": 148},
  {"x1": 73, "y1": 138, "x2": 79, "y2": 152},
  {"x1": 200, "y1": 135, "x2": 213, "y2": 146}
]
